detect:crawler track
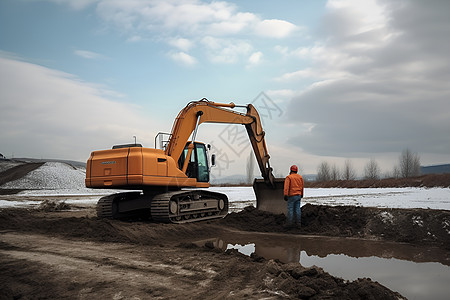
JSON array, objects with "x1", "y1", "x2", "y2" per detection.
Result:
[
  {"x1": 151, "y1": 190, "x2": 228, "y2": 223},
  {"x1": 96, "y1": 194, "x2": 115, "y2": 218},
  {"x1": 96, "y1": 192, "x2": 142, "y2": 219},
  {"x1": 96, "y1": 190, "x2": 228, "y2": 223}
]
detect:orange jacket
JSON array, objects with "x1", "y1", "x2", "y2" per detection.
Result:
[{"x1": 284, "y1": 173, "x2": 304, "y2": 197}]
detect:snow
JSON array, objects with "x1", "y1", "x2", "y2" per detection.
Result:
[
  {"x1": 0, "y1": 200, "x2": 39, "y2": 207},
  {"x1": 209, "y1": 186, "x2": 450, "y2": 211},
  {"x1": 304, "y1": 187, "x2": 450, "y2": 210},
  {"x1": 1, "y1": 162, "x2": 122, "y2": 196},
  {"x1": 1, "y1": 162, "x2": 449, "y2": 210},
  {"x1": 2, "y1": 185, "x2": 450, "y2": 210},
  {"x1": 2, "y1": 162, "x2": 86, "y2": 190},
  {"x1": 17, "y1": 189, "x2": 120, "y2": 196},
  {"x1": 443, "y1": 220, "x2": 450, "y2": 234},
  {"x1": 379, "y1": 211, "x2": 394, "y2": 224},
  {"x1": 0, "y1": 161, "x2": 23, "y2": 172}
]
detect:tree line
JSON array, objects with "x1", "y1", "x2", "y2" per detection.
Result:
[{"x1": 316, "y1": 149, "x2": 421, "y2": 182}]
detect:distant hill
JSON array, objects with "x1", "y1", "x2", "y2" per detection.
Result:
[{"x1": 421, "y1": 164, "x2": 450, "y2": 175}]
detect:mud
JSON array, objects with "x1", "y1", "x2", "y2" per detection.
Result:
[
  {"x1": 222, "y1": 204, "x2": 450, "y2": 249},
  {"x1": 0, "y1": 204, "x2": 422, "y2": 299}
]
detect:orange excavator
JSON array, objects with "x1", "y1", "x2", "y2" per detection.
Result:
[{"x1": 85, "y1": 99, "x2": 284, "y2": 223}]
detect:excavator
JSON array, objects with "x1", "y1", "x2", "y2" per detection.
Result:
[{"x1": 85, "y1": 99, "x2": 285, "y2": 223}]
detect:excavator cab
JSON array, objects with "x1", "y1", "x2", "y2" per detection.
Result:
[{"x1": 178, "y1": 142, "x2": 210, "y2": 183}]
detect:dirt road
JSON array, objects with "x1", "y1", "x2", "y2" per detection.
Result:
[{"x1": 2, "y1": 203, "x2": 447, "y2": 299}]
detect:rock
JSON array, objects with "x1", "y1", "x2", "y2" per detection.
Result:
[
  {"x1": 296, "y1": 284, "x2": 317, "y2": 298},
  {"x1": 266, "y1": 259, "x2": 282, "y2": 276}
]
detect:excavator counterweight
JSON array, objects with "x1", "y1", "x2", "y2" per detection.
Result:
[{"x1": 85, "y1": 99, "x2": 285, "y2": 222}]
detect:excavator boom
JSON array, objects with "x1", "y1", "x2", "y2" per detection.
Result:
[{"x1": 165, "y1": 99, "x2": 275, "y2": 186}]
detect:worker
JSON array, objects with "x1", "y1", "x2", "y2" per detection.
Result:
[{"x1": 284, "y1": 165, "x2": 304, "y2": 227}]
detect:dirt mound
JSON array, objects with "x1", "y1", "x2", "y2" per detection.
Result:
[
  {"x1": 260, "y1": 260, "x2": 404, "y2": 299},
  {"x1": 38, "y1": 200, "x2": 71, "y2": 211},
  {"x1": 221, "y1": 205, "x2": 450, "y2": 249},
  {"x1": 0, "y1": 208, "x2": 223, "y2": 245},
  {"x1": 306, "y1": 173, "x2": 450, "y2": 188}
]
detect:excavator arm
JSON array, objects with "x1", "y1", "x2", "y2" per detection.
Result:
[{"x1": 165, "y1": 99, "x2": 275, "y2": 186}]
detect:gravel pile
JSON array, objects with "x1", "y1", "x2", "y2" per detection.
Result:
[{"x1": 2, "y1": 162, "x2": 86, "y2": 190}]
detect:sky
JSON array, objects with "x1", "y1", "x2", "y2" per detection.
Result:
[{"x1": 1, "y1": 0, "x2": 449, "y2": 178}]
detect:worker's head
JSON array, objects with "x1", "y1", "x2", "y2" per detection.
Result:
[{"x1": 290, "y1": 165, "x2": 298, "y2": 173}]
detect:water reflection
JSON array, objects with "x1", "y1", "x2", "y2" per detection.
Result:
[
  {"x1": 196, "y1": 232, "x2": 450, "y2": 300},
  {"x1": 301, "y1": 253, "x2": 450, "y2": 300}
]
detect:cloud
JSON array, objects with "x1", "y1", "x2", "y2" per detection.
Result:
[
  {"x1": 91, "y1": 0, "x2": 297, "y2": 64},
  {"x1": 254, "y1": 19, "x2": 297, "y2": 38},
  {"x1": 266, "y1": 89, "x2": 296, "y2": 103},
  {"x1": 248, "y1": 51, "x2": 263, "y2": 66},
  {"x1": 167, "y1": 51, "x2": 197, "y2": 66},
  {"x1": 41, "y1": 0, "x2": 299, "y2": 65},
  {"x1": 0, "y1": 55, "x2": 158, "y2": 161},
  {"x1": 126, "y1": 35, "x2": 143, "y2": 43},
  {"x1": 74, "y1": 49, "x2": 106, "y2": 59},
  {"x1": 201, "y1": 36, "x2": 252, "y2": 63},
  {"x1": 94, "y1": 0, "x2": 296, "y2": 38},
  {"x1": 168, "y1": 37, "x2": 194, "y2": 51},
  {"x1": 284, "y1": 0, "x2": 450, "y2": 157}
]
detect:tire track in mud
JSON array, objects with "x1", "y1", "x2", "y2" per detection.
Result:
[{"x1": 0, "y1": 232, "x2": 214, "y2": 299}]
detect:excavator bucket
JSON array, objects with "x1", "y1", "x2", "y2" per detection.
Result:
[{"x1": 253, "y1": 178, "x2": 286, "y2": 215}]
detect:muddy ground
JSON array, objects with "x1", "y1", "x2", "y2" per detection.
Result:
[
  {"x1": 223, "y1": 204, "x2": 450, "y2": 249},
  {"x1": 1, "y1": 203, "x2": 449, "y2": 299}
]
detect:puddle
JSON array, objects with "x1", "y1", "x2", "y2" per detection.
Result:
[{"x1": 196, "y1": 233, "x2": 450, "y2": 300}]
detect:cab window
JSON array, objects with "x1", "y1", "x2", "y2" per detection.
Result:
[
  {"x1": 177, "y1": 142, "x2": 209, "y2": 182},
  {"x1": 196, "y1": 143, "x2": 209, "y2": 182}
]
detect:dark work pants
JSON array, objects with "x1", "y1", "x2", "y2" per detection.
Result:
[{"x1": 287, "y1": 195, "x2": 302, "y2": 226}]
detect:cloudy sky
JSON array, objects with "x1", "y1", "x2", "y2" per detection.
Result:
[{"x1": 1, "y1": 0, "x2": 449, "y2": 177}]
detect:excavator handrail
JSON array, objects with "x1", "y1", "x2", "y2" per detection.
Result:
[{"x1": 165, "y1": 99, "x2": 275, "y2": 186}]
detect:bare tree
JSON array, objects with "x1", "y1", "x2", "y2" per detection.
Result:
[
  {"x1": 364, "y1": 158, "x2": 380, "y2": 180},
  {"x1": 331, "y1": 164, "x2": 340, "y2": 180},
  {"x1": 399, "y1": 149, "x2": 421, "y2": 178},
  {"x1": 392, "y1": 165, "x2": 401, "y2": 178},
  {"x1": 317, "y1": 161, "x2": 331, "y2": 182},
  {"x1": 246, "y1": 151, "x2": 255, "y2": 184},
  {"x1": 343, "y1": 159, "x2": 357, "y2": 180}
]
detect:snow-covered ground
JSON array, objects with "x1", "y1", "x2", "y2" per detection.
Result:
[
  {"x1": 209, "y1": 186, "x2": 450, "y2": 211},
  {"x1": 1, "y1": 186, "x2": 449, "y2": 210},
  {"x1": 2, "y1": 162, "x2": 87, "y2": 190},
  {"x1": 1, "y1": 162, "x2": 449, "y2": 210},
  {"x1": 0, "y1": 161, "x2": 23, "y2": 172}
]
